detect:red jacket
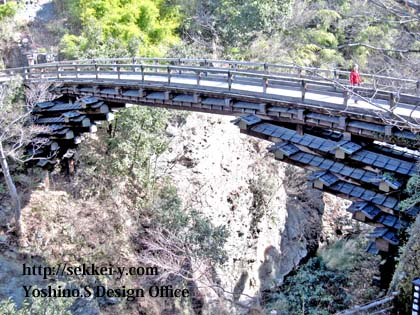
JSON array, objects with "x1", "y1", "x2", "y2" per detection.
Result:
[{"x1": 350, "y1": 70, "x2": 362, "y2": 85}]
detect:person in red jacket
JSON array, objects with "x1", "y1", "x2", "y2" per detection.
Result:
[{"x1": 350, "y1": 64, "x2": 362, "y2": 103}]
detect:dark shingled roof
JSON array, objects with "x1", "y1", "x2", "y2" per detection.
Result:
[
  {"x1": 369, "y1": 227, "x2": 399, "y2": 245},
  {"x1": 366, "y1": 241, "x2": 380, "y2": 255},
  {"x1": 282, "y1": 150, "x2": 381, "y2": 187},
  {"x1": 270, "y1": 142, "x2": 300, "y2": 157},
  {"x1": 309, "y1": 171, "x2": 339, "y2": 187},
  {"x1": 377, "y1": 213, "x2": 408, "y2": 230},
  {"x1": 326, "y1": 181, "x2": 400, "y2": 212},
  {"x1": 373, "y1": 143, "x2": 420, "y2": 161},
  {"x1": 63, "y1": 111, "x2": 82, "y2": 119},
  {"x1": 347, "y1": 202, "x2": 381, "y2": 220},
  {"x1": 36, "y1": 117, "x2": 65, "y2": 124},
  {"x1": 237, "y1": 114, "x2": 262, "y2": 126},
  {"x1": 246, "y1": 119, "x2": 417, "y2": 176}
]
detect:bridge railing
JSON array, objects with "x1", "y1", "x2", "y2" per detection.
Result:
[
  {"x1": 38, "y1": 57, "x2": 419, "y2": 95},
  {"x1": 0, "y1": 61, "x2": 419, "y2": 114},
  {"x1": 335, "y1": 292, "x2": 398, "y2": 315}
]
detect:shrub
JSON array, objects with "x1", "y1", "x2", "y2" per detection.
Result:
[{"x1": 266, "y1": 257, "x2": 350, "y2": 315}]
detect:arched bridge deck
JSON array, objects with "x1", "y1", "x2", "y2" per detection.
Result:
[{"x1": 2, "y1": 58, "x2": 420, "y2": 261}]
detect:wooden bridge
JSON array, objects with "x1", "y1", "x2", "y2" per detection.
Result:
[{"x1": 2, "y1": 58, "x2": 420, "y2": 288}]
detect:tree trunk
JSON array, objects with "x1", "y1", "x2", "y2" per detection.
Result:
[{"x1": 0, "y1": 141, "x2": 21, "y2": 235}]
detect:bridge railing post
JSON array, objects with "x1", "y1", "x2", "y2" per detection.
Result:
[
  {"x1": 344, "y1": 90, "x2": 349, "y2": 107},
  {"x1": 389, "y1": 92, "x2": 396, "y2": 109},
  {"x1": 141, "y1": 65, "x2": 145, "y2": 83},
  {"x1": 75, "y1": 66, "x2": 79, "y2": 79},
  {"x1": 263, "y1": 77, "x2": 268, "y2": 93},
  {"x1": 117, "y1": 66, "x2": 121, "y2": 80},
  {"x1": 333, "y1": 69, "x2": 338, "y2": 91},
  {"x1": 298, "y1": 68, "x2": 302, "y2": 78},
  {"x1": 132, "y1": 57, "x2": 136, "y2": 72},
  {"x1": 95, "y1": 64, "x2": 98, "y2": 80},
  {"x1": 301, "y1": 80, "x2": 307, "y2": 102},
  {"x1": 167, "y1": 66, "x2": 171, "y2": 84},
  {"x1": 417, "y1": 80, "x2": 420, "y2": 95},
  {"x1": 178, "y1": 58, "x2": 182, "y2": 74},
  {"x1": 264, "y1": 63, "x2": 268, "y2": 74},
  {"x1": 204, "y1": 59, "x2": 208, "y2": 76},
  {"x1": 56, "y1": 65, "x2": 60, "y2": 79},
  {"x1": 196, "y1": 70, "x2": 201, "y2": 86},
  {"x1": 227, "y1": 71, "x2": 232, "y2": 90}
]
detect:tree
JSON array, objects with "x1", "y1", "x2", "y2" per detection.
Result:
[
  {"x1": 56, "y1": 0, "x2": 181, "y2": 59},
  {"x1": 0, "y1": 79, "x2": 51, "y2": 235},
  {"x1": 172, "y1": 0, "x2": 294, "y2": 57}
]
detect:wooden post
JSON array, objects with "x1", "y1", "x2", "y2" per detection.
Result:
[
  {"x1": 204, "y1": 59, "x2": 208, "y2": 76},
  {"x1": 197, "y1": 71, "x2": 201, "y2": 86},
  {"x1": 344, "y1": 90, "x2": 349, "y2": 106},
  {"x1": 264, "y1": 63, "x2": 268, "y2": 74},
  {"x1": 301, "y1": 80, "x2": 307, "y2": 102},
  {"x1": 227, "y1": 71, "x2": 232, "y2": 90},
  {"x1": 95, "y1": 64, "x2": 98, "y2": 79},
  {"x1": 117, "y1": 66, "x2": 121, "y2": 80},
  {"x1": 167, "y1": 66, "x2": 171, "y2": 84},
  {"x1": 333, "y1": 69, "x2": 338, "y2": 91},
  {"x1": 141, "y1": 65, "x2": 144, "y2": 83},
  {"x1": 263, "y1": 77, "x2": 268, "y2": 93},
  {"x1": 56, "y1": 65, "x2": 59, "y2": 79},
  {"x1": 416, "y1": 80, "x2": 420, "y2": 95},
  {"x1": 389, "y1": 93, "x2": 396, "y2": 109}
]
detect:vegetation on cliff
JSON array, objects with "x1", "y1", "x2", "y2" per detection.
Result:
[
  {"x1": 266, "y1": 236, "x2": 380, "y2": 314},
  {"x1": 389, "y1": 174, "x2": 420, "y2": 314}
]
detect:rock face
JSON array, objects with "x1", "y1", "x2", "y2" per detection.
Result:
[{"x1": 158, "y1": 113, "x2": 325, "y2": 310}]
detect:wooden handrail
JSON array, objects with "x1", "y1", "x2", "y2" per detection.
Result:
[
  {"x1": 0, "y1": 57, "x2": 417, "y2": 84},
  {"x1": 335, "y1": 292, "x2": 398, "y2": 315}
]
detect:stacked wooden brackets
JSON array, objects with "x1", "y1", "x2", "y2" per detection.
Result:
[
  {"x1": 28, "y1": 96, "x2": 123, "y2": 166},
  {"x1": 234, "y1": 114, "x2": 419, "y2": 257}
]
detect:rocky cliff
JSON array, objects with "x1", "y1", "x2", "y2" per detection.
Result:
[{"x1": 158, "y1": 112, "x2": 329, "y2": 311}]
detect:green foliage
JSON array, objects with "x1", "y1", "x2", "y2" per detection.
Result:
[
  {"x1": 152, "y1": 185, "x2": 229, "y2": 264},
  {"x1": 319, "y1": 238, "x2": 362, "y2": 271},
  {"x1": 267, "y1": 257, "x2": 351, "y2": 315},
  {"x1": 57, "y1": 0, "x2": 180, "y2": 59},
  {"x1": 266, "y1": 236, "x2": 380, "y2": 314},
  {"x1": 73, "y1": 106, "x2": 172, "y2": 200},
  {"x1": 313, "y1": 9, "x2": 341, "y2": 31},
  {"x1": 308, "y1": 29, "x2": 338, "y2": 47},
  {"x1": 175, "y1": 0, "x2": 293, "y2": 52},
  {"x1": 390, "y1": 215, "x2": 420, "y2": 314},
  {"x1": 0, "y1": 295, "x2": 73, "y2": 315},
  {"x1": 0, "y1": 3, "x2": 18, "y2": 21},
  {"x1": 108, "y1": 106, "x2": 169, "y2": 190},
  {"x1": 400, "y1": 174, "x2": 420, "y2": 210}
]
